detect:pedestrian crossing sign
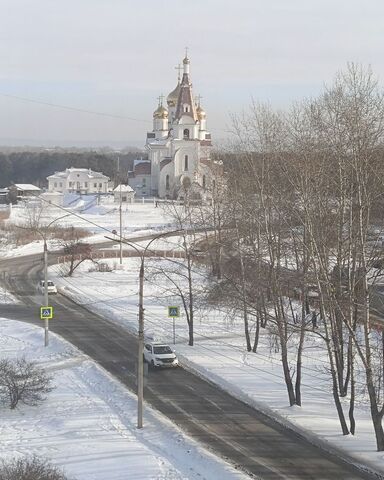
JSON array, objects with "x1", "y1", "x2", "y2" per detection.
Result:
[
  {"x1": 168, "y1": 306, "x2": 180, "y2": 318},
  {"x1": 40, "y1": 306, "x2": 53, "y2": 320}
]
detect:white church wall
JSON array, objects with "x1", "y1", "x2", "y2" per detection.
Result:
[
  {"x1": 174, "y1": 146, "x2": 198, "y2": 179},
  {"x1": 158, "y1": 162, "x2": 175, "y2": 199}
]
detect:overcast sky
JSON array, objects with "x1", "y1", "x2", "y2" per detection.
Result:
[{"x1": 1, "y1": 0, "x2": 384, "y2": 148}]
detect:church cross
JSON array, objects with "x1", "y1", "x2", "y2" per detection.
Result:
[
  {"x1": 157, "y1": 94, "x2": 164, "y2": 106},
  {"x1": 185, "y1": 46, "x2": 189, "y2": 57},
  {"x1": 195, "y1": 94, "x2": 203, "y2": 106},
  {"x1": 175, "y1": 64, "x2": 182, "y2": 82}
]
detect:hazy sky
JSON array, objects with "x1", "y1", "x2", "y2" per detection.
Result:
[{"x1": 1, "y1": 0, "x2": 384, "y2": 147}]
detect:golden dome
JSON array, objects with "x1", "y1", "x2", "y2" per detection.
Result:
[
  {"x1": 196, "y1": 105, "x2": 206, "y2": 119},
  {"x1": 167, "y1": 83, "x2": 181, "y2": 107},
  {"x1": 153, "y1": 105, "x2": 168, "y2": 119}
]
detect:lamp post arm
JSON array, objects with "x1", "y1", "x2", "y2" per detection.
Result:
[
  {"x1": 142, "y1": 229, "x2": 183, "y2": 256},
  {"x1": 46, "y1": 213, "x2": 72, "y2": 229},
  {"x1": 104, "y1": 228, "x2": 183, "y2": 260}
]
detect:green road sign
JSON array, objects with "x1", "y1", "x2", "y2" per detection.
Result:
[
  {"x1": 168, "y1": 306, "x2": 180, "y2": 318},
  {"x1": 40, "y1": 306, "x2": 53, "y2": 320}
]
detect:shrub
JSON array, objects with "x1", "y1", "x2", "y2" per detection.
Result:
[
  {"x1": 0, "y1": 456, "x2": 70, "y2": 480},
  {"x1": 0, "y1": 358, "x2": 53, "y2": 409}
]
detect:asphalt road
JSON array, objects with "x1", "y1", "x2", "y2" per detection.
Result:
[{"x1": 0, "y1": 252, "x2": 381, "y2": 480}]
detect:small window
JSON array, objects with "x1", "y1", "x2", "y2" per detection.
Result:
[
  {"x1": 69, "y1": 182, "x2": 73, "y2": 187},
  {"x1": 84, "y1": 182, "x2": 88, "y2": 187},
  {"x1": 183, "y1": 129, "x2": 190, "y2": 140},
  {"x1": 142, "y1": 178, "x2": 146, "y2": 186},
  {"x1": 202, "y1": 175, "x2": 206, "y2": 189},
  {"x1": 54, "y1": 182, "x2": 57, "y2": 187},
  {"x1": 99, "y1": 183, "x2": 102, "y2": 188},
  {"x1": 184, "y1": 155, "x2": 189, "y2": 171},
  {"x1": 59, "y1": 182, "x2": 62, "y2": 187},
  {"x1": 166, "y1": 175, "x2": 170, "y2": 190},
  {"x1": 94, "y1": 183, "x2": 97, "y2": 188}
]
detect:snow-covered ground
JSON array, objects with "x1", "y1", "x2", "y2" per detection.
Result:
[
  {"x1": 0, "y1": 286, "x2": 20, "y2": 304},
  {"x1": 0, "y1": 318, "x2": 248, "y2": 480},
  {"x1": 11, "y1": 198, "x2": 172, "y2": 235},
  {"x1": 0, "y1": 200, "x2": 175, "y2": 257},
  {"x1": 50, "y1": 257, "x2": 384, "y2": 476},
  {"x1": 4, "y1": 200, "x2": 384, "y2": 476}
]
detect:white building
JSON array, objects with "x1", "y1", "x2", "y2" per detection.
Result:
[
  {"x1": 47, "y1": 168, "x2": 109, "y2": 195},
  {"x1": 9, "y1": 184, "x2": 41, "y2": 196},
  {"x1": 129, "y1": 54, "x2": 215, "y2": 200},
  {"x1": 128, "y1": 160, "x2": 152, "y2": 197},
  {"x1": 113, "y1": 184, "x2": 135, "y2": 203}
]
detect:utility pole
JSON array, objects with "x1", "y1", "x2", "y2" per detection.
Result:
[
  {"x1": 137, "y1": 260, "x2": 144, "y2": 429},
  {"x1": 2, "y1": 272, "x2": 6, "y2": 302},
  {"x1": 104, "y1": 228, "x2": 181, "y2": 429},
  {"x1": 119, "y1": 183, "x2": 123, "y2": 265},
  {"x1": 43, "y1": 238, "x2": 49, "y2": 347}
]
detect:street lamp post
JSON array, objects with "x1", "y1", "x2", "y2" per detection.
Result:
[
  {"x1": 105, "y1": 229, "x2": 181, "y2": 428},
  {"x1": 35, "y1": 213, "x2": 72, "y2": 347},
  {"x1": 43, "y1": 238, "x2": 49, "y2": 346},
  {"x1": 137, "y1": 259, "x2": 145, "y2": 428}
]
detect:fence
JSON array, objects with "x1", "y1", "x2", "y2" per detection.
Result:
[{"x1": 56, "y1": 249, "x2": 187, "y2": 264}]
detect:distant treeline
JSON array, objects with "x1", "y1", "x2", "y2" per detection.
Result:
[{"x1": 0, "y1": 150, "x2": 147, "y2": 188}]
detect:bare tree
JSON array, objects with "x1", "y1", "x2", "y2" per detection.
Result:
[
  {"x1": 24, "y1": 199, "x2": 45, "y2": 230},
  {"x1": 61, "y1": 238, "x2": 93, "y2": 277},
  {"x1": 151, "y1": 201, "x2": 206, "y2": 346},
  {"x1": 0, "y1": 358, "x2": 53, "y2": 409},
  {"x1": 0, "y1": 456, "x2": 70, "y2": 480}
]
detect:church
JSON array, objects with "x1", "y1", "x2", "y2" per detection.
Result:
[{"x1": 129, "y1": 53, "x2": 215, "y2": 200}]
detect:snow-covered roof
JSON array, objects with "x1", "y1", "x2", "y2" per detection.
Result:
[
  {"x1": 147, "y1": 139, "x2": 169, "y2": 146},
  {"x1": 47, "y1": 167, "x2": 109, "y2": 180},
  {"x1": 133, "y1": 159, "x2": 149, "y2": 167},
  {"x1": 13, "y1": 184, "x2": 41, "y2": 191},
  {"x1": 113, "y1": 184, "x2": 134, "y2": 193},
  {"x1": 40, "y1": 191, "x2": 63, "y2": 197}
]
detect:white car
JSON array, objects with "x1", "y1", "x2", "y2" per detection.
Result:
[
  {"x1": 37, "y1": 280, "x2": 58, "y2": 295},
  {"x1": 144, "y1": 342, "x2": 179, "y2": 368}
]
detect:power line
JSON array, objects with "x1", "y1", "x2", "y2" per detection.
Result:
[
  {"x1": 0, "y1": 92, "x2": 230, "y2": 134},
  {"x1": 33, "y1": 194, "x2": 339, "y2": 378},
  {"x1": 0, "y1": 92, "x2": 151, "y2": 124}
]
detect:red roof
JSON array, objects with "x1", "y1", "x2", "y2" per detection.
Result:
[{"x1": 134, "y1": 162, "x2": 151, "y2": 175}]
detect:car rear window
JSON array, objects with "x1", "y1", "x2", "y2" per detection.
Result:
[{"x1": 153, "y1": 346, "x2": 172, "y2": 354}]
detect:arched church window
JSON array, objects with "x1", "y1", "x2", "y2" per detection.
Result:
[
  {"x1": 202, "y1": 175, "x2": 206, "y2": 189},
  {"x1": 184, "y1": 155, "x2": 189, "y2": 171},
  {"x1": 166, "y1": 175, "x2": 170, "y2": 190},
  {"x1": 183, "y1": 129, "x2": 190, "y2": 140}
]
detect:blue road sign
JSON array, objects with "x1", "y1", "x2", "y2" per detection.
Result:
[
  {"x1": 40, "y1": 306, "x2": 53, "y2": 320},
  {"x1": 168, "y1": 306, "x2": 180, "y2": 318}
]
